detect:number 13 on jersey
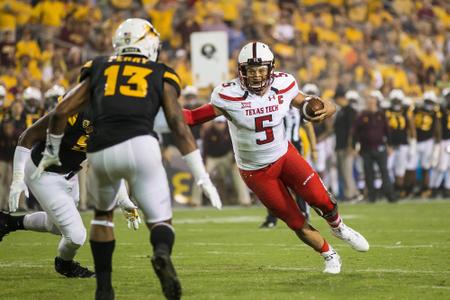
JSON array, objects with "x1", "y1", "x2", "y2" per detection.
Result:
[{"x1": 104, "y1": 65, "x2": 152, "y2": 98}]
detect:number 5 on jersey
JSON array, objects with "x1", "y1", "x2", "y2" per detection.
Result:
[
  {"x1": 255, "y1": 115, "x2": 274, "y2": 145},
  {"x1": 104, "y1": 65, "x2": 152, "y2": 98}
]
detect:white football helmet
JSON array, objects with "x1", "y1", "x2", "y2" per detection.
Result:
[
  {"x1": 388, "y1": 89, "x2": 405, "y2": 102},
  {"x1": 345, "y1": 90, "x2": 360, "y2": 101},
  {"x1": 113, "y1": 18, "x2": 160, "y2": 62},
  {"x1": 423, "y1": 90, "x2": 438, "y2": 103},
  {"x1": 44, "y1": 85, "x2": 65, "y2": 99},
  {"x1": 238, "y1": 42, "x2": 275, "y2": 94},
  {"x1": 302, "y1": 83, "x2": 320, "y2": 96},
  {"x1": 23, "y1": 87, "x2": 42, "y2": 102},
  {"x1": 388, "y1": 89, "x2": 405, "y2": 111}
]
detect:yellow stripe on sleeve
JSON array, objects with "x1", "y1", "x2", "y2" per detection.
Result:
[{"x1": 163, "y1": 71, "x2": 181, "y2": 89}]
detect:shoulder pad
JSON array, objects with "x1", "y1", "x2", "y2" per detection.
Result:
[{"x1": 270, "y1": 72, "x2": 297, "y2": 94}]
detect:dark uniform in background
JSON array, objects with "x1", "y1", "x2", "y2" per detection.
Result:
[
  {"x1": 353, "y1": 110, "x2": 395, "y2": 202},
  {"x1": 385, "y1": 103, "x2": 414, "y2": 195},
  {"x1": 413, "y1": 104, "x2": 441, "y2": 195}
]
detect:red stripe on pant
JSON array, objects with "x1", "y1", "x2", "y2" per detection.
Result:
[{"x1": 239, "y1": 143, "x2": 334, "y2": 230}]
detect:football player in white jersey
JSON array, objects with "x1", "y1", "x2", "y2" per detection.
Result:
[
  {"x1": 1, "y1": 110, "x2": 140, "y2": 278},
  {"x1": 184, "y1": 42, "x2": 369, "y2": 274}
]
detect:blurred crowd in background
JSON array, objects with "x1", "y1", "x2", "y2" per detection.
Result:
[{"x1": 0, "y1": 0, "x2": 449, "y2": 211}]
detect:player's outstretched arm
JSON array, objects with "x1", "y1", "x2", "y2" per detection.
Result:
[
  {"x1": 162, "y1": 82, "x2": 222, "y2": 209},
  {"x1": 183, "y1": 104, "x2": 222, "y2": 126},
  {"x1": 8, "y1": 114, "x2": 51, "y2": 211}
]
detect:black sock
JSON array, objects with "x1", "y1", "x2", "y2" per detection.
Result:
[
  {"x1": 150, "y1": 225, "x2": 175, "y2": 255},
  {"x1": 7, "y1": 215, "x2": 25, "y2": 231},
  {"x1": 90, "y1": 240, "x2": 115, "y2": 291}
]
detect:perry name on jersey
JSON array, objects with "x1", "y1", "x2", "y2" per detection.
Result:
[{"x1": 211, "y1": 72, "x2": 299, "y2": 170}]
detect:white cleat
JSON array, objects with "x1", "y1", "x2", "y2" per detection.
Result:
[
  {"x1": 322, "y1": 250, "x2": 341, "y2": 274},
  {"x1": 332, "y1": 223, "x2": 370, "y2": 252}
]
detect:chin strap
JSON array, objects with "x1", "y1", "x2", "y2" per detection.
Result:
[{"x1": 183, "y1": 103, "x2": 217, "y2": 126}]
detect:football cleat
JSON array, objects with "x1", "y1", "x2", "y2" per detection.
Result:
[
  {"x1": 322, "y1": 250, "x2": 341, "y2": 274},
  {"x1": 151, "y1": 253, "x2": 182, "y2": 300},
  {"x1": 0, "y1": 211, "x2": 12, "y2": 242},
  {"x1": 95, "y1": 288, "x2": 114, "y2": 300},
  {"x1": 331, "y1": 223, "x2": 370, "y2": 252},
  {"x1": 54, "y1": 257, "x2": 95, "y2": 278},
  {"x1": 259, "y1": 220, "x2": 276, "y2": 229}
]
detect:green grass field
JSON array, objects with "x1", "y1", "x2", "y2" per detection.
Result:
[{"x1": 1, "y1": 200, "x2": 450, "y2": 300}]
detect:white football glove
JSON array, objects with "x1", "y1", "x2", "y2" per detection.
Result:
[
  {"x1": 183, "y1": 150, "x2": 222, "y2": 210},
  {"x1": 31, "y1": 131, "x2": 63, "y2": 180},
  {"x1": 117, "y1": 198, "x2": 142, "y2": 230},
  {"x1": 9, "y1": 146, "x2": 31, "y2": 212},
  {"x1": 198, "y1": 176, "x2": 222, "y2": 210},
  {"x1": 9, "y1": 180, "x2": 29, "y2": 213}
]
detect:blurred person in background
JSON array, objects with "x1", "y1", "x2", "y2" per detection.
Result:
[
  {"x1": 385, "y1": 89, "x2": 416, "y2": 198},
  {"x1": 43, "y1": 84, "x2": 65, "y2": 113},
  {"x1": 429, "y1": 89, "x2": 450, "y2": 198},
  {"x1": 353, "y1": 91, "x2": 396, "y2": 203},
  {"x1": 411, "y1": 91, "x2": 442, "y2": 197},
  {"x1": 22, "y1": 86, "x2": 44, "y2": 128},
  {"x1": 192, "y1": 116, "x2": 251, "y2": 207},
  {"x1": 0, "y1": 85, "x2": 6, "y2": 122},
  {"x1": 334, "y1": 90, "x2": 363, "y2": 202},
  {"x1": 304, "y1": 83, "x2": 335, "y2": 193},
  {"x1": 0, "y1": 100, "x2": 26, "y2": 211}
]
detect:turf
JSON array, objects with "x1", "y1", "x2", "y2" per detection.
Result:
[{"x1": 1, "y1": 200, "x2": 449, "y2": 300}]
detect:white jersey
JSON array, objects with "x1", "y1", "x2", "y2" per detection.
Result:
[{"x1": 210, "y1": 72, "x2": 300, "y2": 170}]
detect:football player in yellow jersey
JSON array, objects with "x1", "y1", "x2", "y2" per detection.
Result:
[
  {"x1": 410, "y1": 91, "x2": 442, "y2": 197},
  {"x1": 385, "y1": 89, "x2": 416, "y2": 198},
  {"x1": 429, "y1": 89, "x2": 450, "y2": 198}
]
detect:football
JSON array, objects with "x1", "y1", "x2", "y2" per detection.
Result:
[{"x1": 302, "y1": 96, "x2": 324, "y2": 120}]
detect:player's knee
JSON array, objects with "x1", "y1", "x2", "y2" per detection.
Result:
[{"x1": 67, "y1": 227, "x2": 87, "y2": 247}]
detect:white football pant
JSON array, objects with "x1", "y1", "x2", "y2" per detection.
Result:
[
  {"x1": 87, "y1": 135, "x2": 172, "y2": 223},
  {"x1": 430, "y1": 139, "x2": 450, "y2": 189},
  {"x1": 388, "y1": 144, "x2": 409, "y2": 179},
  {"x1": 408, "y1": 139, "x2": 434, "y2": 170},
  {"x1": 24, "y1": 160, "x2": 85, "y2": 261}
]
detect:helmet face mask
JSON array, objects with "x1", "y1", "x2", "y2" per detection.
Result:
[
  {"x1": 238, "y1": 42, "x2": 274, "y2": 95},
  {"x1": 391, "y1": 99, "x2": 403, "y2": 111},
  {"x1": 239, "y1": 64, "x2": 272, "y2": 95}
]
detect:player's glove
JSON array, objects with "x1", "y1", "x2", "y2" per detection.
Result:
[
  {"x1": 117, "y1": 197, "x2": 142, "y2": 230},
  {"x1": 198, "y1": 175, "x2": 222, "y2": 209},
  {"x1": 8, "y1": 146, "x2": 31, "y2": 212},
  {"x1": 183, "y1": 149, "x2": 222, "y2": 210},
  {"x1": 31, "y1": 131, "x2": 63, "y2": 180},
  {"x1": 9, "y1": 180, "x2": 29, "y2": 213}
]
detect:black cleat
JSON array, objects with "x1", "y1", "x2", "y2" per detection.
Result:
[
  {"x1": 54, "y1": 257, "x2": 95, "y2": 278},
  {"x1": 95, "y1": 288, "x2": 114, "y2": 300},
  {"x1": 0, "y1": 212, "x2": 12, "y2": 241},
  {"x1": 151, "y1": 253, "x2": 182, "y2": 300},
  {"x1": 259, "y1": 220, "x2": 276, "y2": 229}
]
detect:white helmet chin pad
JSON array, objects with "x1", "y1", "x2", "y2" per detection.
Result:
[{"x1": 113, "y1": 18, "x2": 160, "y2": 61}]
